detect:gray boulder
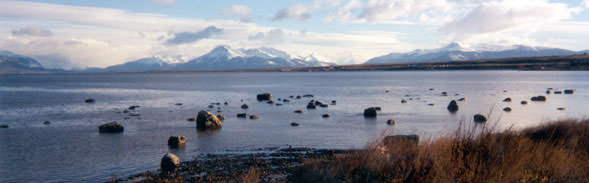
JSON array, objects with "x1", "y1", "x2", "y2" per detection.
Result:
[
  {"x1": 196, "y1": 110, "x2": 222, "y2": 130},
  {"x1": 160, "y1": 153, "x2": 180, "y2": 173},
  {"x1": 363, "y1": 107, "x2": 377, "y2": 118},
  {"x1": 257, "y1": 93, "x2": 272, "y2": 101},
  {"x1": 98, "y1": 122, "x2": 124, "y2": 133},
  {"x1": 167, "y1": 136, "x2": 186, "y2": 148},
  {"x1": 473, "y1": 114, "x2": 487, "y2": 123},
  {"x1": 447, "y1": 100, "x2": 458, "y2": 112}
]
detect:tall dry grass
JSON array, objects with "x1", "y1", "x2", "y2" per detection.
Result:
[{"x1": 289, "y1": 119, "x2": 589, "y2": 183}]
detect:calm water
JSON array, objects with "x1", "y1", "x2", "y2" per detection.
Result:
[{"x1": 1, "y1": 71, "x2": 588, "y2": 182}]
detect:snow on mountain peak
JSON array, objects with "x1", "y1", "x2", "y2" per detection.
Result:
[{"x1": 207, "y1": 45, "x2": 245, "y2": 59}]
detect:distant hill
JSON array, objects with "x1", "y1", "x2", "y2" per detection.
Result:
[
  {"x1": 0, "y1": 50, "x2": 54, "y2": 74},
  {"x1": 101, "y1": 45, "x2": 334, "y2": 72},
  {"x1": 104, "y1": 56, "x2": 184, "y2": 71},
  {"x1": 365, "y1": 42, "x2": 585, "y2": 64}
]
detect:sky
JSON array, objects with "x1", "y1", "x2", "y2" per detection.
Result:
[{"x1": 0, "y1": 0, "x2": 588, "y2": 69}]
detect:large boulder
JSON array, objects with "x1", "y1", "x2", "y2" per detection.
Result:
[
  {"x1": 447, "y1": 100, "x2": 459, "y2": 112},
  {"x1": 196, "y1": 110, "x2": 222, "y2": 130},
  {"x1": 473, "y1": 114, "x2": 487, "y2": 123},
  {"x1": 98, "y1": 122, "x2": 124, "y2": 133},
  {"x1": 383, "y1": 135, "x2": 419, "y2": 146},
  {"x1": 167, "y1": 136, "x2": 186, "y2": 148},
  {"x1": 257, "y1": 93, "x2": 272, "y2": 101},
  {"x1": 363, "y1": 107, "x2": 377, "y2": 118},
  {"x1": 160, "y1": 153, "x2": 180, "y2": 173}
]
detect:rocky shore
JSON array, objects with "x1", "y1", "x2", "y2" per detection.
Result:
[{"x1": 115, "y1": 147, "x2": 354, "y2": 183}]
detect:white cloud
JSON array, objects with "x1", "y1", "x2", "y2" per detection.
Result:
[
  {"x1": 222, "y1": 5, "x2": 251, "y2": 18},
  {"x1": 357, "y1": 0, "x2": 452, "y2": 22},
  {"x1": 152, "y1": 0, "x2": 176, "y2": 6},
  {"x1": 440, "y1": 0, "x2": 581, "y2": 43},
  {"x1": 272, "y1": 4, "x2": 313, "y2": 21},
  {"x1": 166, "y1": 26, "x2": 223, "y2": 45},
  {"x1": 583, "y1": 0, "x2": 589, "y2": 8},
  {"x1": 12, "y1": 27, "x2": 54, "y2": 37},
  {"x1": 248, "y1": 29, "x2": 286, "y2": 45}
]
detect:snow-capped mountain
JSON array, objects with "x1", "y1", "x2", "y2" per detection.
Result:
[
  {"x1": 174, "y1": 45, "x2": 334, "y2": 70},
  {"x1": 365, "y1": 42, "x2": 582, "y2": 64},
  {"x1": 105, "y1": 56, "x2": 185, "y2": 71},
  {"x1": 0, "y1": 50, "x2": 48, "y2": 73}
]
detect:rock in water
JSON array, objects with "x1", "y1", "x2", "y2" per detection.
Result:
[
  {"x1": 241, "y1": 104, "x2": 249, "y2": 109},
  {"x1": 0, "y1": 124, "x2": 8, "y2": 128},
  {"x1": 237, "y1": 113, "x2": 247, "y2": 118},
  {"x1": 386, "y1": 119, "x2": 395, "y2": 125},
  {"x1": 363, "y1": 107, "x2": 377, "y2": 118},
  {"x1": 161, "y1": 153, "x2": 180, "y2": 173},
  {"x1": 85, "y1": 98, "x2": 95, "y2": 103},
  {"x1": 530, "y1": 96, "x2": 547, "y2": 101},
  {"x1": 503, "y1": 107, "x2": 512, "y2": 112},
  {"x1": 290, "y1": 122, "x2": 299, "y2": 126},
  {"x1": 257, "y1": 93, "x2": 272, "y2": 101},
  {"x1": 167, "y1": 136, "x2": 186, "y2": 148},
  {"x1": 249, "y1": 115, "x2": 260, "y2": 119},
  {"x1": 564, "y1": 89, "x2": 574, "y2": 94},
  {"x1": 503, "y1": 97, "x2": 512, "y2": 102},
  {"x1": 473, "y1": 114, "x2": 487, "y2": 123},
  {"x1": 521, "y1": 101, "x2": 528, "y2": 105},
  {"x1": 447, "y1": 100, "x2": 459, "y2": 112},
  {"x1": 294, "y1": 110, "x2": 304, "y2": 113},
  {"x1": 196, "y1": 110, "x2": 222, "y2": 130},
  {"x1": 217, "y1": 114, "x2": 225, "y2": 121},
  {"x1": 306, "y1": 102, "x2": 316, "y2": 109},
  {"x1": 98, "y1": 122, "x2": 124, "y2": 133},
  {"x1": 322, "y1": 114, "x2": 330, "y2": 118}
]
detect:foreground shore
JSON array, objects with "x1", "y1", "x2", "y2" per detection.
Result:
[{"x1": 115, "y1": 119, "x2": 589, "y2": 183}]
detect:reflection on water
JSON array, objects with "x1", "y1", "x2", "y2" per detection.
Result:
[{"x1": 0, "y1": 71, "x2": 588, "y2": 182}]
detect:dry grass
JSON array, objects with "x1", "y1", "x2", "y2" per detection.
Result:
[{"x1": 289, "y1": 119, "x2": 589, "y2": 183}]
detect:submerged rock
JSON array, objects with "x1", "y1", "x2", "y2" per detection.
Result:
[
  {"x1": 257, "y1": 93, "x2": 272, "y2": 101},
  {"x1": 290, "y1": 122, "x2": 299, "y2": 126},
  {"x1": 554, "y1": 91, "x2": 563, "y2": 94},
  {"x1": 473, "y1": 114, "x2": 487, "y2": 123},
  {"x1": 0, "y1": 124, "x2": 8, "y2": 128},
  {"x1": 503, "y1": 97, "x2": 512, "y2": 102},
  {"x1": 249, "y1": 115, "x2": 260, "y2": 120},
  {"x1": 237, "y1": 113, "x2": 247, "y2": 118},
  {"x1": 161, "y1": 153, "x2": 180, "y2": 173},
  {"x1": 401, "y1": 99, "x2": 407, "y2": 104},
  {"x1": 564, "y1": 89, "x2": 574, "y2": 94},
  {"x1": 167, "y1": 136, "x2": 186, "y2": 148},
  {"x1": 363, "y1": 107, "x2": 377, "y2": 118},
  {"x1": 303, "y1": 94, "x2": 314, "y2": 98},
  {"x1": 98, "y1": 122, "x2": 124, "y2": 133},
  {"x1": 85, "y1": 98, "x2": 95, "y2": 103},
  {"x1": 521, "y1": 101, "x2": 528, "y2": 105},
  {"x1": 294, "y1": 110, "x2": 304, "y2": 113},
  {"x1": 503, "y1": 107, "x2": 512, "y2": 112},
  {"x1": 322, "y1": 114, "x2": 330, "y2": 118},
  {"x1": 43, "y1": 121, "x2": 51, "y2": 125},
  {"x1": 557, "y1": 107, "x2": 566, "y2": 111},
  {"x1": 386, "y1": 119, "x2": 395, "y2": 125},
  {"x1": 241, "y1": 104, "x2": 249, "y2": 109},
  {"x1": 458, "y1": 97, "x2": 466, "y2": 101},
  {"x1": 447, "y1": 100, "x2": 459, "y2": 112},
  {"x1": 306, "y1": 102, "x2": 316, "y2": 109},
  {"x1": 530, "y1": 96, "x2": 547, "y2": 102},
  {"x1": 196, "y1": 110, "x2": 222, "y2": 130}
]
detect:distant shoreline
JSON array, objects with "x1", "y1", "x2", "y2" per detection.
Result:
[{"x1": 3, "y1": 54, "x2": 588, "y2": 75}]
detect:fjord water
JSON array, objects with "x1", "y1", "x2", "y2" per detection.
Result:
[{"x1": 1, "y1": 71, "x2": 588, "y2": 182}]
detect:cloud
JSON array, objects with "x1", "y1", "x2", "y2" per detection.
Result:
[
  {"x1": 441, "y1": 0, "x2": 580, "y2": 37},
  {"x1": 357, "y1": 0, "x2": 451, "y2": 22},
  {"x1": 583, "y1": 0, "x2": 589, "y2": 8},
  {"x1": 248, "y1": 29, "x2": 286, "y2": 45},
  {"x1": 222, "y1": 5, "x2": 251, "y2": 18},
  {"x1": 152, "y1": 0, "x2": 176, "y2": 6},
  {"x1": 272, "y1": 4, "x2": 313, "y2": 21},
  {"x1": 165, "y1": 26, "x2": 223, "y2": 45},
  {"x1": 12, "y1": 27, "x2": 54, "y2": 37}
]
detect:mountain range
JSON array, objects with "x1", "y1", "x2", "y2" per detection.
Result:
[
  {"x1": 1, "y1": 43, "x2": 588, "y2": 73},
  {"x1": 104, "y1": 45, "x2": 334, "y2": 71},
  {"x1": 0, "y1": 50, "x2": 55, "y2": 74},
  {"x1": 365, "y1": 42, "x2": 589, "y2": 64}
]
